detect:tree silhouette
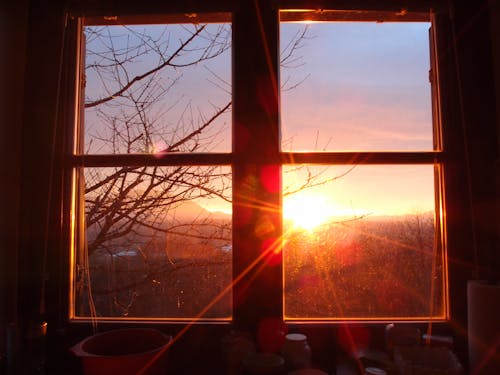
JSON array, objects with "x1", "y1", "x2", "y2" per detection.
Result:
[
  {"x1": 77, "y1": 22, "x2": 320, "y2": 318},
  {"x1": 76, "y1": 22, "x2": 440, "y2": 320}
]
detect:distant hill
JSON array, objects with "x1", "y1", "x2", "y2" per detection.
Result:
[
  {"x1": 167, "y1": 200, "x2": 230, "y2": 221},
  {"x1": 168, "y1": 200, "x2": 210, "y2": 220}
]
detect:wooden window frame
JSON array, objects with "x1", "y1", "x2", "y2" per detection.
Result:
[{"x1": 61, "y1": 0, "x2": 462, "y2": 334}]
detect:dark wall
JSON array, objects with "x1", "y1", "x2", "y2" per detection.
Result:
[
  {"x1": 0, "y1": 0, "x2": 28, "y2": 368},
  {"x1": 439, "y1": 0, "x2": 500, "y2": 366},
  {"x1": 1, "y1": 1, "x2": 66, "y2": 373},
  {"x1": 452, "y1": 0, "x2": 498, "y2": 281},
  {"x1": 489, "y1": 0, "x2": 500, "y2": 278}
]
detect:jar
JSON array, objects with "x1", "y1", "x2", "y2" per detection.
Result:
[{"x1": 280, "y1": 333, "x2": 312, "y2": 370}]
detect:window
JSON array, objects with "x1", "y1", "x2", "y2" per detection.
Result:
[
  {"x1": 69, "y1": 6, "x2": 447, "y2": 323},
  {"x1": 71, "y1": 14, "x2": 234, "y2": 320},
  {"x1": 279, "y1": 12, "x2": 446, "y2": 320}
]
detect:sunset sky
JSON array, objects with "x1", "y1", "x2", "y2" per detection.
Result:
[
  {"x1": 280, "y1": 21, "x2": 432, "y2": 152},
  {"x1": 85, "y1": 20, "x2": 435, "y2": 220},
  {"x1": 280, "y1": 21, "x2": 435, "y2": 220}
]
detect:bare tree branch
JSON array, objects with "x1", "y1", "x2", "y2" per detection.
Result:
[{"x1": 85, "y1": 25, "x2": 209, "y2": 108}]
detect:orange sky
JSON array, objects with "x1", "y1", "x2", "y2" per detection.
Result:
[{"x1": 280, "y1": 22, "x2": 435, "y2": 218}]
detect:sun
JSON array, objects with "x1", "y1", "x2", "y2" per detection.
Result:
[{"x1": 283, "y1": 194, "x2": 333, "y2": 231}]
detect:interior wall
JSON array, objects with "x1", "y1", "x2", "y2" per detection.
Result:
[
  {"x1": 0, "y1": 0, "x2": 28, "y2": 365},
  {"x1": 0, "y1": 1, "x2": 67, "y2": 373},
  {"x1": 456, "y1": 0, "x2": 498, "y2": 279},
  {"x1": 489, "y1": 0, "x2": 500, "y2": 281},
  {"x1": 446, "y1": 0, "x2": 499, "y2": 366}
]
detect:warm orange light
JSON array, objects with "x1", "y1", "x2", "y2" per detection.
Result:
[{"x1": 283, "y1": 193, "x2": 332, "y2": 231}]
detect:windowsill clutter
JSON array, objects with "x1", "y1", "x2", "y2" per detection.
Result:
[{"x1": 216, "y1": 322, "x2": 464, "y2": 375}]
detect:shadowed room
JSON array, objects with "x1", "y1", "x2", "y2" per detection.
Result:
[{"x1": 1, "y1": 1, "x2": 499, "y2": 374}]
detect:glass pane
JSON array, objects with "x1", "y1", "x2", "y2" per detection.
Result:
[
  {"x1": 83, "y1": 22, "x2": 231, "y2": 154},
  {"x1": 280, "y1": 21, "x2": 433, "y2": 151},
  {"x1": 74, "y1": 166, "x2": 232, "y2": 319},
  {"x1": 283, "y1": 165, "x2": 445, "y2": 319}
]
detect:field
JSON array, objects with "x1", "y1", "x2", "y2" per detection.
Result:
[{"x1": 76, "y1": 212, "x2": 444, "y2": 320}]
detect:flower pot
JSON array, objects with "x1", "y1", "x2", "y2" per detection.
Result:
[{"x1": 70, "y1": 328, "x2": 172, "y2": 375}]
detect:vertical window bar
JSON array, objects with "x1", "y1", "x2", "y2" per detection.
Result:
[{"x1": 232, "y1": 0, "x2": 282, "y2": 330}]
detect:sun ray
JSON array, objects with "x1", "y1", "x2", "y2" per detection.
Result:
[{"x1": 137, "y1": 227, "x2": 285, "y2": 375}]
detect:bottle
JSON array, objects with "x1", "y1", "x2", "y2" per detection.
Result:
[{"x1": 280, "y1": 333, "x2": 312, "y2": 370}]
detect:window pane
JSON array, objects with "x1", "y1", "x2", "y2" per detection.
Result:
[
  {"x1": 280, "y1": 22, "x2": 433, "y2": 151},
  {"x1": 74, "y1": 166, "x2": 232, "y2": 319},
  {"x1": 283, "y1": 165, "x2": 445, "y2": 319},
  {"x1": 83, "y1": 22, "x2": 231, "y2": 154}
]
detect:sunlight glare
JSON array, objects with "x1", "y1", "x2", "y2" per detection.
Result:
[{"x1": 283, "y1": 194, "x2": 332, "y2": 230}]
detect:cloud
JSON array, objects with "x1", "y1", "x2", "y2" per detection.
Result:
[{"x1": 282, "y1": 82, "x2": 433, "y2": 151}]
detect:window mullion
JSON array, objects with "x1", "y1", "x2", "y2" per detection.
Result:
[{"x1": 232, "y1": 0, "x2": 282, "y2": 330}]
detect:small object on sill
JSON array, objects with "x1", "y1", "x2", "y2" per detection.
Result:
[
  {"x1": 393, "y1": 345, "x2": 464, "y2": 375},
  {"x1": 257, "y1": 317, "x2": 288, "y2": 354},
  {"x1": 358, "y1": 348, "x2": 392, "y2": 369},
  {"x1": 384, "y1": 324, "x2": 421, "y2": 351},
  {"x1": 364, "y1": 367, "x2": 387, "y2": 375},
  {"x1": 421, "y1": 334, "x2": 454, "y2": 348},
  {"x1": 70, "y1": 328, "x2": 171, "y2": 375},
  {"x1": 280, "y1": 333, "x2": 312, "y2": 371}
]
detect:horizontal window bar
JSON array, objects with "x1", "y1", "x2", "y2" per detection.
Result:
[
  {"x1": 281, "y1": 151, "x2": 443, "y2": 164},
  {"x1": 278, "y1": 0, "x2": 442, "y2": 14},
  {"x1": 70, "y1": 0, "x2": 235, "y2": 20},
  {"x1": 70, "y1": 153, "x2": 233, "y2": 167},
  {"x1": 71, "y1": 152, "x2": 442, "y2": 167},
  {"x1": 280, "y1": 9, "x2": 429, "y2": 22},
  {"x1": 83, "y1": 12, "x2": 232, "y2": 26}
]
